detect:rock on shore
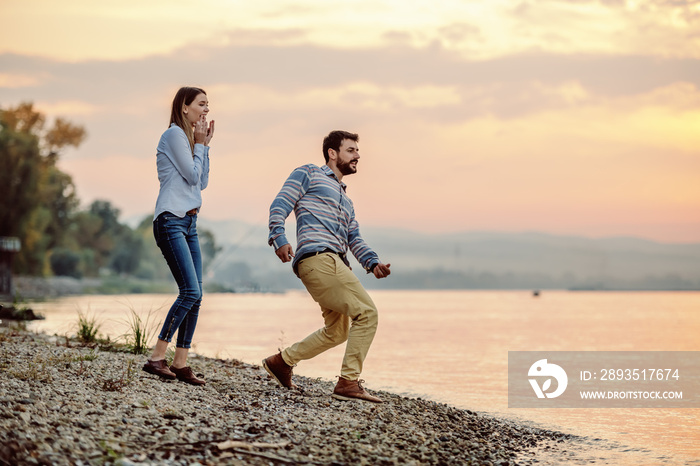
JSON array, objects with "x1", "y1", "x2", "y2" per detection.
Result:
[{"x1": 1, "y1": 326, "x2": 579, "y2": 465}]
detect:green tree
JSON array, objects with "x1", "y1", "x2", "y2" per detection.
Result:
[
  {"x1": 110, "y1": 229, "x2": 143, "y2": 275},
  {"x1": 132, "y1": 215, "x2": 170, "y2": 280},
  {"x1": 50, "y1": 248, "x2": 82, "y2": 278},
  {"x1": 0, "y1": 102, "x2": 85, "y2": 275},
  {"x1": 92, "y1": 201, "x2": 145, "y2": 276},
  {"x1": 63, "y1": 200, "x2": 145, "y2": 276},
  {"x1": 199, "y1": 228, "x2": 222, "y2": 272},
  {"x1": 63, "y1": 210, "x2": 104, "y2": 276}
]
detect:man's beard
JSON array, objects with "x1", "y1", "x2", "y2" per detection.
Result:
[{"x1": 337, "y1": 159, "x2": 358, "y2": 175}]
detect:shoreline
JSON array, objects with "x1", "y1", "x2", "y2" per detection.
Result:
[
  {"x1": 9, "y1": 276, "x2": 699, "y2": 303},
  {"x1": 0, "y1": 325, "x2": 589, "y2": 465}
]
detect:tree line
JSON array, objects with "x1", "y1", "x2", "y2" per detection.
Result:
[{"x1": 0, "y1": 102, "x2": 219, "y2": 280}]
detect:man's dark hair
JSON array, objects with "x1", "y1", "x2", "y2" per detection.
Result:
[{"x1": 322, "y1": 130, "x2": 359, "y2": 163}]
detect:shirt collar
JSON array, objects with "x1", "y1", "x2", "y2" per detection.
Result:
[{"x1": 321, "y1": 164, "x2": 347, "y2": 191}]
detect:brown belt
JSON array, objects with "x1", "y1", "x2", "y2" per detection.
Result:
[
  {"x1": 186, "y1": 208, "x2": 198, "y2": 216},
  {"x1": 294, "y1": 248, "x2": 347, "y2": 277},
  {"x1": 297, "y1": 248, "x2": 346, "y2": 264}
]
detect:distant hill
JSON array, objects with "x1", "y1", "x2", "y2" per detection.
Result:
[{"x1": 198, "y1": 218, "x2": 700, "y2": 291}]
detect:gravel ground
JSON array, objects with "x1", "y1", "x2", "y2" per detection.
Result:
[{"x1": 0, "y1": 325, "x2": 587, "y2": 466}]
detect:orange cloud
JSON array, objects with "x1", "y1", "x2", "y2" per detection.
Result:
[
  {"x1": 2, "y1": 1, "x2": 698, "y2": 61},
  {"x1": 0, "y1": 73, "x2": 42, "y2": 88}
]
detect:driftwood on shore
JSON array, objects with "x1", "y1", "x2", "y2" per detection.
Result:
[{"x1": 0, "y1": 327, "x2": 588, "y2": 465}]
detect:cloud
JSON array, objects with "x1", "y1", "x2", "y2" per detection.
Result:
[
  {"x1": 1, "y1": 35, "x2": 698, "y2": 241},
  {"x1": 4, "y1": 41, "x2": 695, "y2": 173},
  {"x1": 3, "y1": 0, "x2": 698, "y2": 64},
  {"x1": 34, "y1": 100, "x2": 99, "y2": 117},
  {"x1": 0, "y1": 72, "x2": 43, "y2": 88},
  {"x1": 3, "y1": 41, "x2": 698, "y2": 166},
  {"x1": 2, "y1": 40, "x2": 698, "y2": 104},
  {"x1": 507, "y1": 0, "x2": 700, "y2": 58}
]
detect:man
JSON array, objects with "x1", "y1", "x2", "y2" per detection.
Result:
[{"x1": 263, "y1": 130, "x2": 391, "y2": 403}]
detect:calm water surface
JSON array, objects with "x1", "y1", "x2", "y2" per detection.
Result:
[{"x1": 27, "y1": 290, "x2": 700, "y2": 465}]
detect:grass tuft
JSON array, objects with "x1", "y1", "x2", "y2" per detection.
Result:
[
  {"x1": 76, "y1": 307, "x2": 102, "y2": 345},
  {"x1": 9, "y1": 356, "x2": 53, "y2": 383},
  {"x1": 101, "y1": 359, "x2": 135, "y2": 392},
  {"x1": 121, "y1": 307, "x2": 160, "y2": 355}
]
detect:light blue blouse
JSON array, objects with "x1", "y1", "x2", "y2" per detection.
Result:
[{"x1": 154, "y1": 123, "x2": 210, "y2": 220}]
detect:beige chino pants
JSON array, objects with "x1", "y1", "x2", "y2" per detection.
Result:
[{"x1": 281, "y1": 252, "x2": 378, "y2": 380}]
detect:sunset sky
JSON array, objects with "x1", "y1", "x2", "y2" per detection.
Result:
[{"x1": 1, "y1": 0, "x2": 699, "y2": 243}]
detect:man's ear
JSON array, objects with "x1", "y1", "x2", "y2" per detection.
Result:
[{"x1": 327, "y1": 148, "x2": 337, "y2": 161}]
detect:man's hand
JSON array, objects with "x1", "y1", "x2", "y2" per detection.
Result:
[
  {"x1": 373, "y1": 263, "x2": 391, "y2": 279},
  {"x1": 275, "y1": 244, "x2": 294, "y2": 263}
]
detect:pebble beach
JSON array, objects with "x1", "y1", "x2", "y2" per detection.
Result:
[{"x1": 0, "y1": 324, "x2": 585, "y2": 466}]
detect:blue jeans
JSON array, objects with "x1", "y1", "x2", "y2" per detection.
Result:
[{"x1": 153, "y1": 212, "x2": 203, "y2": 349}]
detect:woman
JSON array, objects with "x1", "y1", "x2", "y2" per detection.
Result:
[{"x1": 142, "y1": 86, "x2": 215, "y2": 385}]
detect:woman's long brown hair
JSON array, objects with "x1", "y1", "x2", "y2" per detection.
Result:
[{"x1": 169, "y1": 86, "x2": 206, "y2": 151}]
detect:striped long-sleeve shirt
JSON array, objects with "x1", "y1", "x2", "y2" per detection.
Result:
[{"x1": 268, "y1": 164, "x2": 379, "y2": 273}]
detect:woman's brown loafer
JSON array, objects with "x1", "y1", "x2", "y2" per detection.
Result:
[
  {"x1": 142, "y1": 359, "x2": 176, "y2": 380},
  {"x1": 170, "y1": 365, "x2": 206, "y2": 386}
]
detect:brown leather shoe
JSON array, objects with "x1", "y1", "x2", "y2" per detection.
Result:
[
  {"x1": 262, "y1": 352, "x2": 298, "y2": 388},
  {"x1": 142, "y1": 359, "x2": 176, "y2": 380},
  {"x1": 332, "y1": 378, "x2": 383, "y2": 403},
  {"x1": 170, "y1": 365, "x2": 206, "y2": 386}
]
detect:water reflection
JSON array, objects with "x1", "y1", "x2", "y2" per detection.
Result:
[{"x1": 28, "y1": 290, "x2": 700, "y2": 464}]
